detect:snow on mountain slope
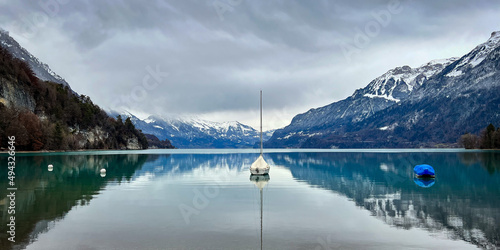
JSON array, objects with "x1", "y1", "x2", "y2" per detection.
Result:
[
  {"x1": 359, "y1": 57, "x2": 458, "y2": 102},
  {"x1": 409, "y1": 31, "x2": 500, "y2": 101},
  {"x1": 0, "y1": 28, "x2": 71, "y2": 88},
  {"x1": 149, "y1": 115, "x2": 260, "y2": 138},
  {"x1": 111, "y1": 111, "x2": 274, "y2": 148},
  {"x1": 267, "y1": 56, "x2": 457, "y2": 147},
  {"x1": 267, "y1": 31, "x2": 500, "y2": 148},
  {"x1": 446, "y1": 31, "x2": 500, "y2": 77}
]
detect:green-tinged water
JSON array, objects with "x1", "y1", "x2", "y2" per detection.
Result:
[{"x1": 0, "y1": 149, "x2": 499, "y2": 249}]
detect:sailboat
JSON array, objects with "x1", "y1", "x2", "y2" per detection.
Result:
[
  {"x1": 250, "y1": 90, "x2": 270, "y2": 175},
  {"x1": 250, "y1": 174, "x2": 269, "y2": 250}
]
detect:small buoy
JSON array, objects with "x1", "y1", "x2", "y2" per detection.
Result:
[
  {"x1": 100, "y1": 168, "x2": 106, "y2": 178},
  {"x1": 48, "y1": 164, "x2": 53, "y2": 172}
]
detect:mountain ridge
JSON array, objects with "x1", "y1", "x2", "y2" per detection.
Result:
[
  {"x1": 266, "y1": 31, "x2": 500, "y2": 148},
  {"x1": 111, "y1": 111, "x2": 274, "y2": 148},
  {"x1": 0, "y1": 28, "x2": 71, "y2": 89}
]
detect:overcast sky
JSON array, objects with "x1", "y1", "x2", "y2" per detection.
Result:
[{"x1": 1, "y1": 0, "x2": 499, "y2": 130}]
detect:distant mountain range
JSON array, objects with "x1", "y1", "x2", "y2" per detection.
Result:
[
  {"x1": 111, "y1": 111, "x2": 274, "y2": 148},
  {"x1": 266, "y1": 31, "x2": 500, "y2": 148},
  {"x1": 0, "y1": 28, "x2": 71, "y2": 89}
]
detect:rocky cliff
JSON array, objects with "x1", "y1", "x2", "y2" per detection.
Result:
[{"x1": 0, "y1": 76, "x2": 35, "y2": 112}]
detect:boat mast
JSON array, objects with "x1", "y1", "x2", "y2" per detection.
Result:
[
  {"x1": 260, "y1": 188, "x2": 263, "y2": 250},
  {"x1": 260, "y1": 90, "x2": 263, "y2": 156}
]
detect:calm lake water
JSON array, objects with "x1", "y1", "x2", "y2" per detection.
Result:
[{"x1": 1, "y1": 149, "x2": 499, "y2": 250}]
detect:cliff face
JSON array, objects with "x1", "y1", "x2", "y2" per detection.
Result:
[
  {"x1": 67, "y1": 126, "x2": 144, "y2": 150},
  {"x1": 0, "y1": 76, "x2": 35, "y2": 112},
  {"x1": 69, "y1": 126, "x2": 109, "y2": 149},
  {"x1": 125, "y1": 137, "x2": 141, "y2": 150}
]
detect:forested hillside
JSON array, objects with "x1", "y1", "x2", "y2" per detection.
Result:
[
  {"x1": 460, "y1": 123, "x2": 500, "y2": 149},
  {"x1": 0, "y1": 46, "x2": 148, "y2": 151}
]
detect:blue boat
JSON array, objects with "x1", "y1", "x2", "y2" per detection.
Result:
[{"x1": 413, "y1": 164, "x2": 435, "y2": 178}]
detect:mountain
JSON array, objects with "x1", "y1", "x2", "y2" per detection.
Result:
[
  {"x1": 0, "y1": 31, "x2": 148, "y2": 151},
  {"x1": 113, "y1": 111, "x2": 273, "y2": 148},
  {"x1": 267, "y1": 57, "x2": 458, "y2": 148},
  {"x1": 0, "y1": 28, "x2": 71, "y2": 89},
  {"x1": 267, "y1": 31, "x2": 500, "y2": 148}
]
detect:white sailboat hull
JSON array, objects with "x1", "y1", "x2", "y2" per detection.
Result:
[
  {"x1": 250, "y1": 155, "x2": 270, "y2": 175},
  {"x1": 250, "y1": 168, "x2": 269, "y2": 175}
]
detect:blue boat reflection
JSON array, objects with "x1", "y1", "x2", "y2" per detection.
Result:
[{"x1": 413, "y1": 177, "x2": 436, "y2": 188}]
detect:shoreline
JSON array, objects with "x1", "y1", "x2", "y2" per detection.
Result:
[
  {"x1": 1, "y1": 148, "x2": 499, "y2": 156},
  {"x1": 0, "y1": 148, "x2": 150, "y2": 154}
]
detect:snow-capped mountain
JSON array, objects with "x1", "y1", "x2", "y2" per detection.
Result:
[
  {"x1": 267, "y1": 31, "x2": 500, "y2": 148},
  {"x1": 112, "y1": 111, "x2": 273, "y2": 148},
  {"x1": 409, "y1": 31, "x2": 500, "y2": 101},
  {"x1": 444, "y1": 31, "x2": 500, "y2": 78},
  {"x1": 0, "y1": 28, "x2": 71, "y2": 88},
  {"x1": 359, "y1": 57, "x2": 458, "y2": 102},
  {"x1": 267, "y1": 56, "x2": 457, "y2": 147}
]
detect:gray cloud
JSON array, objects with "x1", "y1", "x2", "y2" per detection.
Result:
[{"x1": 1, "y1": 0, "x2": 499, "y2": 129}]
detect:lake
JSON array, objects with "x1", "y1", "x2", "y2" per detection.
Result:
[{"x1": 1, "y1": 149, "x2": 499, "y2": 249}]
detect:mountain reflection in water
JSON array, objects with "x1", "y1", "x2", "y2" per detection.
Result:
[
  {"x1": 0, "y1": 154, "x2": 149, "y2": 250},
  {"x1": 0, "y1": 151, "x2": 498, "y2": 249},
  {"x1": 269, "y1": 152, "x2": 500, "y2": 249}
]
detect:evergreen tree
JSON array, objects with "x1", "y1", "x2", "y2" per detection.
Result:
[
  {"x1": 493, "y1": 128, "x2": 500, "y2": 149},
  {"x1": 53, "y1": 123, "x2": 64, "y2": 149},
  {"x1": 125, "y1": 117, "x2": 135, "y2": 132},
  {"x1": 116, "y1": 115, "x2": 123, "y2": 125},
  {"x1": 480, "y1": 124, "x2": 496, "y2": 149}
]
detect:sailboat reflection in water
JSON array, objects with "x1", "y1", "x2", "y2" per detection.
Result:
[
  {"x1": 250, "y1": 174, "x2": 269, "y2": 250},
  {"x1": 250, "y1": 90, "x2": 270, "y2": 175}
]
